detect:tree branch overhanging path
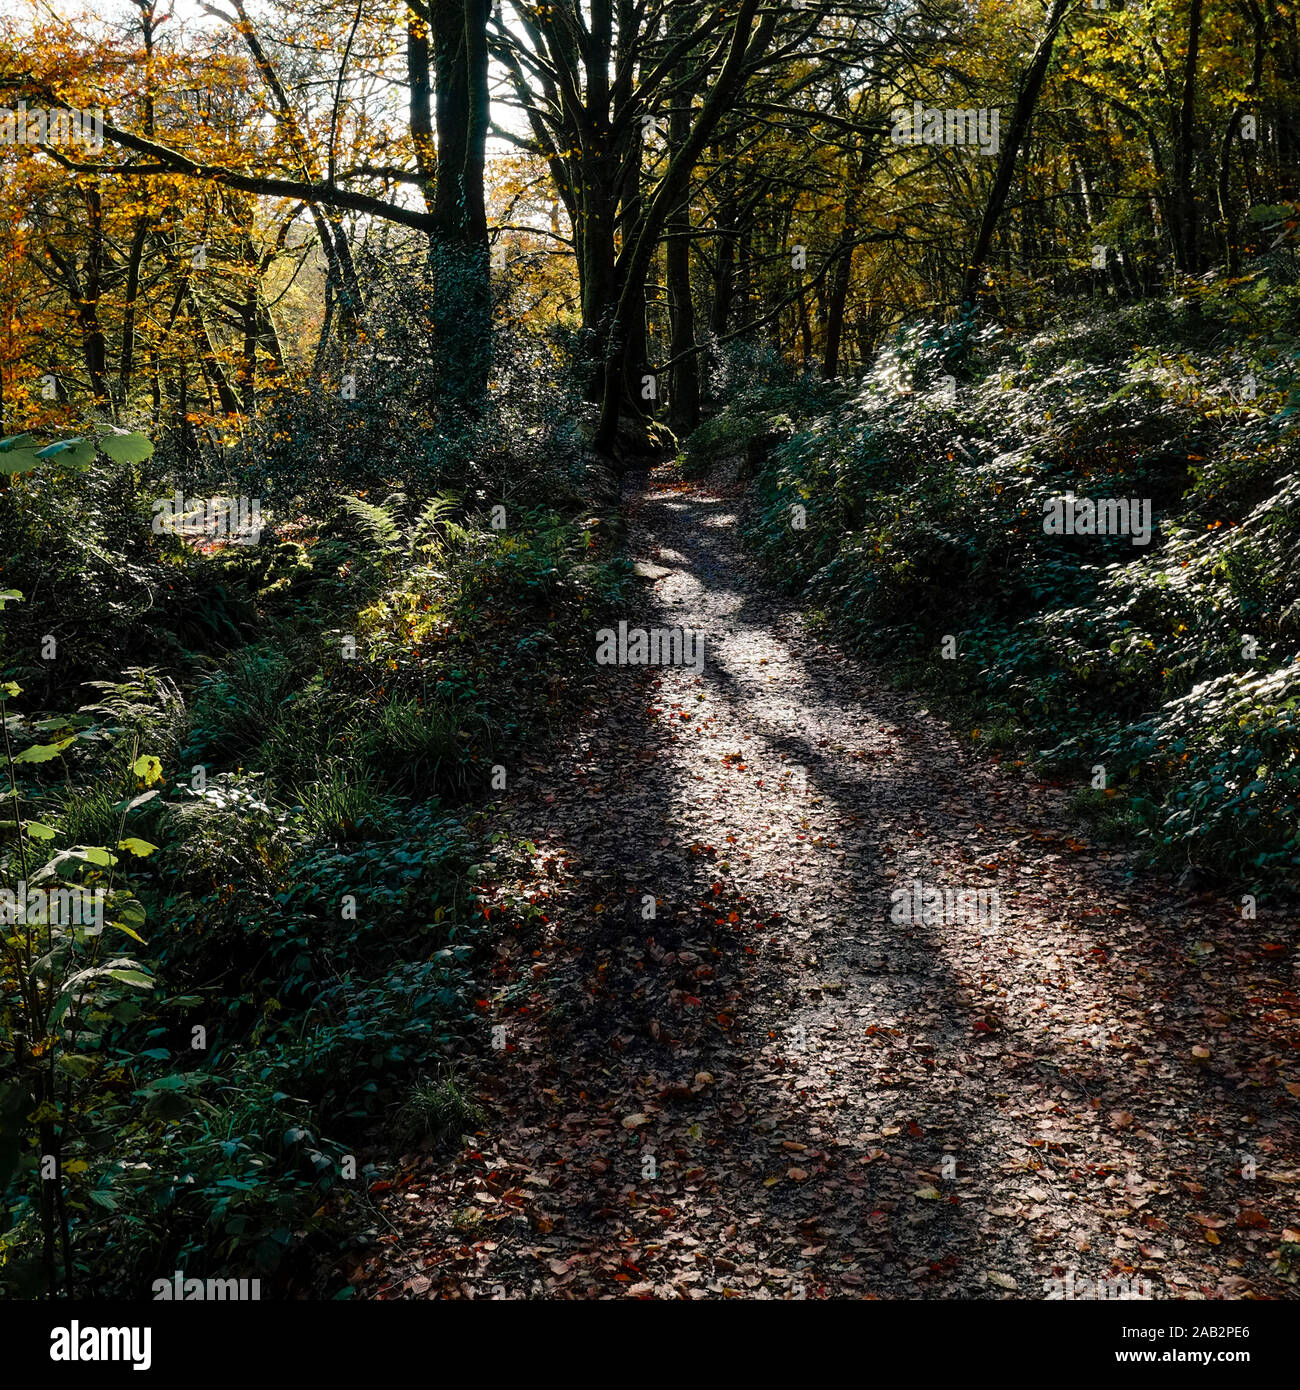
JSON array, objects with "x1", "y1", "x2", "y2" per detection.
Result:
[{"x1": 16, "y1": 0, "x2": 1081, "y2": 448}]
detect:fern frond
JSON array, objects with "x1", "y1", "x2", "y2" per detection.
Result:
[
  {"x1": 410, "y1": 492, "x2": 463, "y2": 553},
  {"x1": 340, "y1": 493, "x2": 403, "y2": 551}
]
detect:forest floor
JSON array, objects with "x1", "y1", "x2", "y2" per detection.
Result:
[{"x1": 351, "y1": 466, "x2": 1300, "y2": 1300}]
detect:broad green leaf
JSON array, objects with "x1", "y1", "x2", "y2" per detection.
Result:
[
  {"x1": 117, "y1": 837, "x2": 159, "y2": 857},
  {"x1": 132, "y1": 754, "x2": 163, "y2": 785},
  {"x1": 0, "y1": 449, "x2": 45, "y2": 476},
  {"x1": 98, "y1": 431, "x2": 154, "y2": 464},
  {"x1": 24, "y1": 822, "x2": 57, "y2": 840},
  {"x1": 35, "y1": 437, "x2": 95, "y2": 466},
  {"x1": 31, "y1": 847, "x2": 118, "y2": 881},
  {"x1": 55, "y1": 1054, "x2": 98, "y2": 1078},
  {"x1": 48, "y1": 957, "x2": 147, "y2": 1026},
  {"x1": 111, "y1": 897, "x2": 146, "y2": 932},
  {"x1": 13, "y1": 736, "x2": 76, "y2": 763},
  {"x1": 107, "y1": 968, "x2": 153, "y2": 989},
  {"x1": 0, "y1": 433, "x2": 35, "y2": 451}
]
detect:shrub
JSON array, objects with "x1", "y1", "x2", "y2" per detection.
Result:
[{"x1": 731, "y1": 300, "x2": 1300, "y2": 887}]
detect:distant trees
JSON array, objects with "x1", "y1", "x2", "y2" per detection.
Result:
[
  {"x1": 0, "y1": 0, "x2": 1296, "y2": 450},
  {"x1": 491, "y1": 0, "x2": 788, "y2": 446}
]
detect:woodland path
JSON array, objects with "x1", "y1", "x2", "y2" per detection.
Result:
[{"x1": 354, "y1": 467, "x2": 1299, "y2": 1301}]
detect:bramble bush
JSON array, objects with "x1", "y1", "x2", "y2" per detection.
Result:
[{"x1": 731, "y1": 298, "x2": 1300, "y2": 889}]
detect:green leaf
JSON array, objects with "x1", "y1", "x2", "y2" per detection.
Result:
[
  {"x1": 13, "y1": 736, "x2": 76, "y2": 763},
  {"x1": 97, "y1": 431, "x2": 154, "y2": 464},
  {"x1": 107, "y1": 968, "x2": 153, "y2": 989},
  {"x1": 35, "y1": 437, "x2": 96, "y2": 468},
  {"x1": 132, "y1": 754, "x2": 163, "y2": 785},
  {"x1": 24, "y1": 822, "x2": 57, "y2": 840},
  {"x1": 33, "y1": 847, "x2": 118, "y2": 880},
  {"x1": 0, "y1": 678, "x2": 21, "y2": 695},
  {"x1": 116, "y1": 837, "x2": 158, "y2": 857},
  {"x1": 48, "y1": 957, "x2": 149, "y2": 1026},
  {"x1": 0, "y1": 433, "x2": 36, "y2": 451},
  {"x1": 55, "y1": 1054, "x2": 98, "y2": 1078},
  {"x1": 0, "y1": 449, "x2": 46, "y2": 477},
  {"x1": 112, "y1": 897, "x2": 146, "y2": 931},
  {"x1": 1247, "y1": 204, "x2": 1292, "y2": 224}
]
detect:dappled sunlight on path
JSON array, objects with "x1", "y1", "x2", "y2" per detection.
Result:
[{"x1": 357, "y1": 470, "x2": 1300, "y2": 1301}]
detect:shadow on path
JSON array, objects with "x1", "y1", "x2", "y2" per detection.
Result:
[{"x1": 357, "y1": 470, "x2": 1300, "y2": 1300}]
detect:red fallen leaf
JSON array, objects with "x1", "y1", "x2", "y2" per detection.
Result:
[
  {"x1": 787, "y1": 1167, "x2": 809, "y2": 1182},
  {"x1": 368, "y1": 1180, "x2": 392, "y2": 1193},
  {"x1": 907, "y1": 1120, "x2": 923, "y2": 1138},
  {"x1": 1236, "y1": 1209, "x2": 1269, "y2": 1230},
  {"x1": 973, "y1": 1020, "x2": 993, "y2": 1033},
  {"x1": 1189, "y1": 1213, "x2": 1228, "y2": 1229}
]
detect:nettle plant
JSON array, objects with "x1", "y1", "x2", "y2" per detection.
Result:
[{"x1": 0, "y1": 633, "x2": 163, "y2": 1297}]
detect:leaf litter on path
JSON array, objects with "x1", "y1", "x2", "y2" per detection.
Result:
[{"x1": 351, "y1": 473, "x2": 1300, "y2": 1302}]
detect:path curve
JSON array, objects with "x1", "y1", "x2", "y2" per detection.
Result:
[{"x1": 356, "y1": 469, "x2": 1299, "y2": 1301}]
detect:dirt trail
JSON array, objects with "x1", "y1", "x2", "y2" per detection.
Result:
[{"x1": 356, "y1": 469, "x2": 1299, "y2": 1300}]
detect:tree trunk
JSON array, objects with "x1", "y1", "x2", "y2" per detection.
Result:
[
  {"x1": 184, "y1": 285, "x2": 242, "y2": 416},
  {"x1": 80, "y1": 184, "x2": 109, "y2": 407},
  {"x1": 1216, "y1": 0, "x2": 1265, "y2": 274},
  {"x1": 1170, "y1": 0, "x2": 1205, "y2": 273},
  {"x1": 424, "y1": 0, "x2": 492, "y2": 410},
  {"x1": 823, "y1": 244, "x2": 853, "y2": 379},
  {"x1": 961, "y1": 0, "x2": 1072, "y2": 308},
  {"x1": 117, "y1": 216, "x2": 148, "y2": 404},
  {"x1": 666, "y1": 99, "x2": 700, "y2": 434},
  {"x1": 594, "y1": 0, "x2": 775, "y2": 454}
]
